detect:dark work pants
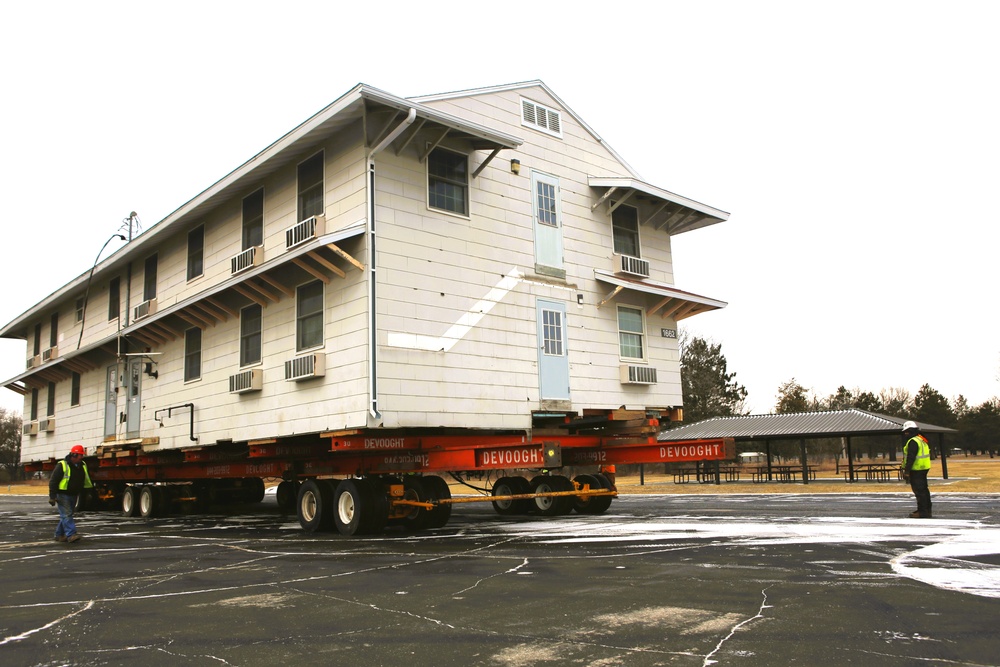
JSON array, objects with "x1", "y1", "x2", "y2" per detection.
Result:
[{"x1": 909, "y1": 469, "x2": 931, "y2": 516}]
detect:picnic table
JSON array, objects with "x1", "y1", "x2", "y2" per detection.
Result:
[
  {"x1": 751, "y1": 465, "x2": 817, "y2": 483},
  {"x1": 844, "y1": 463, "x2": 901, "y2": 482}
]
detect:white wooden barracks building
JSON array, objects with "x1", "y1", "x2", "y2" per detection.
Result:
[{"x1": 2, "y1": 81, "x2": 729, "y2": 464}]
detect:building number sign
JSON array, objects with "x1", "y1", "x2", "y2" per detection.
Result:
[{"x1": 661, "y1": 328, "x2": 677, "y2": 338}]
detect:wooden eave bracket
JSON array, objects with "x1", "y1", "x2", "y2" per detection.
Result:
[
  {"x1": 326, "y1": 243, "x2": 364, "y2": 271},
  {"x1": 596, "y1": 285, "x2": 625, "y2": 309},
  {"x1": 592, "y1": 186, "x2": 619, "y2": 211},
  {"x1": 472, "y1": 147, "x2": 502, "y2": 179},
  {"x1": 419, "y1": 128, "x2": 451, "y2": 163}
]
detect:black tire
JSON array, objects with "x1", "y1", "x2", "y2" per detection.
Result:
[
  {"x1": 333, "y1": 479, "x2": 366, "y2": 536},
  {"x1": 587, "y1": 473, "x2": 615, "y2": 514},
  {"x1": 421, "y1": 476, "x2": 452, "y2": 529},
  {"x1": 359, "y1": 479, "x2": 389, "y2": 535},
  {"x1": 572, "y1": 474, "x2": 613, "y2": 514},
  {"x1": 275, "y1": 481, "x2": 299, "y2": 514},
  {"x1": 242, "y1": 477, "x2": 265, "y2": 503},
  {"x1": 492, "y1": 476, "x2": 531, "y2": 515},
  {"x1": 139, "y1": 485, "x2": 158, "y2": 518},
  {"x1": 400, "y1": 477, "x2": 430, "y2": 530},
  {"x1": 297, "y1": 479, "x2": 335, "y2": 533},
  {"x1": 530, "y1": 475, "x2": 574, "y2": 516},
  {"x1": 121, "y1": 486, "x2": 140, "y2": 517}
]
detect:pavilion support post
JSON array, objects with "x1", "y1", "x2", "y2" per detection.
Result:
[
  {"x1": 800, "y1": 438, "x2": 809, "y2": 484},
  {"x1": 846, "y1": 436, "x2": 855, "y2": 482},
  {"x1": 938, "y1": 433, "x2": 949, "y2": 480},
  {"x1": 766, "y1": 440, "x2": 773, "y2": 481}
]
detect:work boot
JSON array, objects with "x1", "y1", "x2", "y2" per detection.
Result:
[
  {"x1": 67, "y1": 534, "x2": 81, "y2": 543},
  {"x1": 54, "y1": 536, "x2": 67, "y2": 542},
  {"x1": 909, "y1": 511, "x2": 922, "y2": 518}
]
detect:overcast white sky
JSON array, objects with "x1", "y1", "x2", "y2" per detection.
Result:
[{"x1": 1, "y1": 1, "x2": 997, "y2": 416}]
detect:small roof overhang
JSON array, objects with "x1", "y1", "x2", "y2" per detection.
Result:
[
  {"x1": 589, "y1": 176, "x2": 729, "y2": 235},
  {"x1": 595, "y1": 270, "x2": 727, "y2": 321}
]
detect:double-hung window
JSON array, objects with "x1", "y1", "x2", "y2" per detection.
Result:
[
  {"x1": 71, "y1": 372, "x2": 81, "y2": 407},
  {"x1": 184, "y1": 328, "x2": 202, "y2": 382},
  {"x1": 46, "y1": 381, "x2": 56, "y2": 417},
  {"x1": 297, "y1": 153, "x2": 324, "y2": 222},
  {"x1": 240, "y1": 304, "x2": 262, "y2": 367},
  {"x1": 617, "y1": 306, "x2": 646, "y2": 361},
  {"x1": 428, "y1": 148, "x2": 468, "y2": 216},
  {"x1": 143, "y1": 254, "x2": 158, "y2": 301},
  {"x1": 296, "y1": 280, "x2": 324, "y2": 351},
  {"x1": 187, "y1": 226, "x2": 204, "y2": 281},
  {"x1": 108, "y1": 277, "x2": 120, "y2": 322},
  {"x1": 612, "y1": 205, "x2": 641, "y2": 258},
  {"x1": 242, "y1": 189, "x2": 264, "y2": 250}
]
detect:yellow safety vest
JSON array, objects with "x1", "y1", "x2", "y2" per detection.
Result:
[
  {"x1": 905, "y1": 435, "x2": 931, "y2": 471},
  {"x1": 58, "y1": 460, "x2": 94, "y2": 491}
]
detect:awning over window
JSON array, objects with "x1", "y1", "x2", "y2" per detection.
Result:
[
  {"x1": 589, "y1": 176, "x2": 729, "y2": 235},
  {"x1": 595, "y1": 270, "x2": 727, "y2": 321}
]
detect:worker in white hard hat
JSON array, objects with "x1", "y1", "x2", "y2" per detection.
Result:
[{"x1": 901, "y1": 421, "x2": 932, "y2": 518}]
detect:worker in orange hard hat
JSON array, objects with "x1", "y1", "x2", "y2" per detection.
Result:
[{"x1": 48, "y1": 444, "x2": 94, "y2": 543}]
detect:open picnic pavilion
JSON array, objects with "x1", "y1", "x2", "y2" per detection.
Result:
[{"x1": 658, "y1": 408, "x2": 958, "y2": 485}]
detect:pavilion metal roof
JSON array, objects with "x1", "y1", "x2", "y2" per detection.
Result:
[{"x1": 659, "y1": 409, "x2": 957, "y2": 442}]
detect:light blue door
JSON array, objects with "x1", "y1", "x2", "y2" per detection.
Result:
[
  {"x1": 536, "y1": 299, "x2": 570, "y2": 400},
  {"x1": 104, "y1": 365, "x2": 118, "y2": 439}
]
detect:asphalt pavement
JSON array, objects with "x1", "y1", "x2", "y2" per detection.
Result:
[{"x1": 1, "y1": 492, "x2": 999, "y2": 666}]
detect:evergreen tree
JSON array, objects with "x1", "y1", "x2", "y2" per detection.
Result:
[
  {"x1": 679, "y1": 334, "x2": 748, "y2": 423},
  {"x1": 775, "y1": 378, "x2": 811, "y2": 413}
]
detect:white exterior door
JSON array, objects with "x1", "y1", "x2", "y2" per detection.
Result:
[
  {"x1": 536, "y1": 299, "x2": 570, "y2": 401},
  {"x1": 104, "y1": 365, "x2": 118, "y2": 439},
  {"x1": 125, "y1": 359, "x2": 142, "y2": 438}
]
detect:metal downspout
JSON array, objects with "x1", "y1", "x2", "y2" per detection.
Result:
[{"x1": 366, "y1": 108, "x2": 417, "y2": 419}]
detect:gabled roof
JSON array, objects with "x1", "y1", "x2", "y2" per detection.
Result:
[
  {"x1": 659, "y1": 409, "x2": 957, "y2": 442},
  {"x1": 411, "y1": 80, "x2": 644, "y2": 180},
  {"x1": 0, "y1": 83, "x2": 522, "y2": 340}
]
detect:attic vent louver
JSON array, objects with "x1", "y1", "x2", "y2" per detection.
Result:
[{"x1": 521, "y1": 98, "x2": 562, "y2": 137}]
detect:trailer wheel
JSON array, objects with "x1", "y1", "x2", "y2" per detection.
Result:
[
  {"x1": 492, "y1": 476, "x2": 531, "y2": 515},
  {"x1": 139, "y1": 485, "x2": 159, "y2": 518},
  {"x1": 297, "y1": 479, "x2": 335, "y2": 533},
  {"x1": 572, "y1": 474, "x2": 613, "y2": 515},
  {"x1": 401, "y1": 477, "x2": 430, "y2": 530},
  {"x1": 530, "y1": 475, "x2": 574, "y2": 516},
  {"x1": 334, "y1": 479, "x2": 366, "y2": 536},
  {"x1": 421, "y1": 476, "x2": 452, "y2": 529},
  {"x1": 587, "y1": 473, "x2": 615, "y2": 514},
  {"x1": 275, "y1": 481, "x2": 299, "y2": 514},
  {"x1": 360, "y1": 479, "x2": 389, "y2": 534},
  {"x1": 242, "y1": 477, "x2": 266, "y2": 503},
  {"x1": 122, "y1": 486, "x2": 140, "y2": 517}
]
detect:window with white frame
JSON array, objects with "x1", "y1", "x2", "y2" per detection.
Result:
[
  {"x1": 541, "y1": 308, "x2": 564, "y2": 357},
  {"x1": 296, "y1": 280, "x2": 324, "y2": 351},
  {"x1": 187, "y1": 226, "x2": 204, "y2": 281},
  {"x1": 143, "y1": 254, "x2": 158, "y2": 301},
  {"x1": 242, "y1": 188, "x2": 264, "y2": 250},
  {"x1": 521, "y1": 98, "x2": 562, "y2": 137},
  {"x1": 617, "y1": 305, "x2": 646, "y2": 360},
  {"x1": 612, "y1": 205, "x2": 641, "y2": 257},
  {"x1": 427, "y1": 147, "x2": 468, "y2": 216},
  {"x1": 240, "y1": 304, "x2": 262, "y2": 367},
  {"x1": 71, "y1": 372, "x2": 81, "y2": 407},
  {"x1": 297, "y1": 152, "x2": 324, "y2": 222},
  {"x1": 184, "y1": 327, "x2": 202, "y2": 382},
  {"x1": 108, "y1": 277, "x2": 120, "y2": 322}
]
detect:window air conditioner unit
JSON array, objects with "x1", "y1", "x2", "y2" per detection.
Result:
[
  {"x1": 620, "y1": 364, "x2": 657, "y2": 385},
  {"x1": 40, "y1": 417, "x2": 56, "y2": 432},
  {"x1": 42, "y1": 345, "x2": 58, "y2": 362},
  {"x1": 284, "y1": 353, "x2": 325, "y2": 381},
  {"x1": 23, "y1": 421, "x2": 39, "y2": 436},
  {"x1": 285, "y1": 214, "x2": 325, "y2": 250},
  {"x1": 613, "y1": 253, "x2": 650, "y2": 279},
  {"x1": 231, "y1": 246, "x2": 262, "y2": 275},
  {"x1": 133, "y1": 298, "x2": 157, "y2": 321},
  {"x1": 26, "y1": 355, "x2": 41, "y2": 369},
  {"x1": 229, "y1": 368, "x2": 263, "y2": 394}
]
